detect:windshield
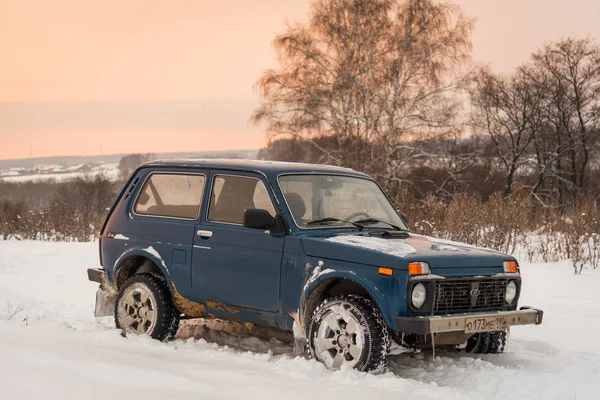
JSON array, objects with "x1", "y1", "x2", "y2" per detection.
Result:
[{"x1": 278, "y1": 174, "x2": 407, "y2": 230}]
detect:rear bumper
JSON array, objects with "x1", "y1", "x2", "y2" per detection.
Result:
[
  {"x1": 395, "y1": 307, "x2": 544, "y2": 335},
  {"x1": 87, "y1": 268, "x2": 116, "y2": 317},
  {"x1": 87, "y1": 268, "x2": 104, "y2": 284}
]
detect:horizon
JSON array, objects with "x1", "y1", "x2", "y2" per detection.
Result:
[
  {"x1": 2, "y1": 0, "x2": 600, "y2": 160},
  {"x1": 0, "y1": 148, "x2": 259, "y2": 166}
]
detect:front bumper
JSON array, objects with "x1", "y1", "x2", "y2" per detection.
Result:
[
  {"x1": 395, "y1": 307, "x2": 543, "y2": 335},
  {"x1": 87, "y1": 268, "x2": 117, "y2": 317}
]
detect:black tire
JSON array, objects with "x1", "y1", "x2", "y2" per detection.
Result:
[
  {"x1": 486, "y1": 330, "x2": 508, "y2": 354},
  {"x1": 464, "y1": 330, "x2": 507, "y2": 354},
  {"x1": 308, "y1": 294, "x2": 390, "y2": 373},
  {"x1": 114, "y1": 273, "x2": 180, "y2": 341}
]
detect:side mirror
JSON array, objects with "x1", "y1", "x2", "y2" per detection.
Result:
[{"x1": 243, "y1": 209, "x2": 277, "y2": 230}]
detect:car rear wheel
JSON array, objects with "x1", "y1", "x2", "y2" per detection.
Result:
[
  {"x1": 308, "y1": 294, "x2": 390, "y2": 373},
  {"x1": 460, "y1": 330, "x2": 507, "y2": 354},
  {"x1": 115, "y1": 273, "x2": 180, "y2": 341}
]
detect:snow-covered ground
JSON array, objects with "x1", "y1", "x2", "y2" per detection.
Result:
[{"x1": 1, "y1": 241, "x2": 599, "y2": 399}]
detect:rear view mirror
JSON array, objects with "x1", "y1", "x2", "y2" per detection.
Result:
[{"x1": 243, "y1": 209, "x2": 277, "y2": 230}]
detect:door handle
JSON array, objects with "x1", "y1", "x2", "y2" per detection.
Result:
[{"x1": 197, "y1": 230, "x2": 213, "y2": 238}]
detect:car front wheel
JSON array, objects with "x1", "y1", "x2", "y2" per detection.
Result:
[
  {"x1": 308, "y1": 294, "x2": 390, "y2": 373},
  {"x1": 114, "y1": 273, "x2": 180, "y2": 341}
]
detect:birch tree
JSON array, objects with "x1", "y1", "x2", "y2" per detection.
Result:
[{"x1": 252, "y1": 0, "x2": 472, "y2": 192}]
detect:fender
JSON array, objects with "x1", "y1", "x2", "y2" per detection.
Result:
[
  {"x1": 299, "y1": 261, "x2": 397, "y2": 331},
  {"x1": 90, "y1": 246, "x2": 174, "y2": 319},
  {"x1": 111, "y1": 246, "x2": 173, "y2": 289}
]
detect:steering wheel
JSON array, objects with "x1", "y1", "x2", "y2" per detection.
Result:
[{"x1": 346, "y1": 211, "x2": 370, "y2": 221}]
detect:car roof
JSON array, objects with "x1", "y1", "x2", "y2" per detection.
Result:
[{"x1": 141, "y1": 159, "x2": 370, "y2": 178}]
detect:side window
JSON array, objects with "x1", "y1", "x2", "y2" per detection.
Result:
[
  {"x1": 208, "y1": 175, "x2": 276, "y2": 224},
  {"x1": 134, "y1": 173, "x2": 205, "y2": 219}
]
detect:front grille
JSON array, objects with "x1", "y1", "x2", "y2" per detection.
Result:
[{"x1": 433, "y1": 278, "x2": 508, "y2": 315}]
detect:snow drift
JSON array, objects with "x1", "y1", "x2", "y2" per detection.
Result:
[{"x1": 0, "y1": 240, "x2": 599, "y2": 399}]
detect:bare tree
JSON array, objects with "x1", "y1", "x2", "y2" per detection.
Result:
[
  {"x1": 471, "y1": 38, "x2": 600, "y2": 206},
  {"x1": 532, "y1": 38, "x2": 600, "y2": 204},
  {"x1": 470, "y1": 67, "x2": 544, "y2": 198},
  {"x1": 252, "y1": 0, "x2": 473, "y2": 192}
]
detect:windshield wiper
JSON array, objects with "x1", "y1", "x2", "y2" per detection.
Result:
[
  {"x1": 305, "y1": 217, "x2": 361, "y2": 228},
  {"x1": 353, "y1": 218, "x2": 405, "y2": 231}
]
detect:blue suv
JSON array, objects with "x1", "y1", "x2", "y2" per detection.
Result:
[{"x1": 88, "y1": 159, "x2": 543, "y2": 372}]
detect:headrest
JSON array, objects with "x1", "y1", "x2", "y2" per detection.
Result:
[{"x1": 285, "y1": 192, "x2": 306, "y2": 218}]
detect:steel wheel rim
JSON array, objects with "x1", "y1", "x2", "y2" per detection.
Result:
[
  {"x1": 118, "y1": 283, "x2": 157, "y2": 335},
  {"x1": 315, "y1": 303, "x2": 365, "y2": 370}
]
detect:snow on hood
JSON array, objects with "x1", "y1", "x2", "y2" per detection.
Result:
[
  {"x1": 302, "y1": 233, "x2": 508, "y2": 270},
  {"x1": 326, "y1": 235, "x2": 416, "y2": 258},
  {"x1": 410, "y1": 233, "x2": 502, "y2": 254}
]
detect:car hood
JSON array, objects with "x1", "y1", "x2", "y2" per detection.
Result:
[{"x1": 300, "y1": 233, "x2": 511, "y2": 271}]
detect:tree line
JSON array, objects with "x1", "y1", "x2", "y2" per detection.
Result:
[
  {"x1": 254, "y1": 0, "x2": 599, "y2": 211},
  {"x1": 253, "y1": 0, "x2": 599, "y2": 272}
]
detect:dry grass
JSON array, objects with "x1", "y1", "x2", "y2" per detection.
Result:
[
  {"x1": 400, "y1": 190, "x2": 600, "y2": 273},
  {"x1": 0, "y1": 176, "x2": 116, "y2": 242}
]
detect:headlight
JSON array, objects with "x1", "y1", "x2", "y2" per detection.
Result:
[
  {"x1": 505, "y1": 280, "x2": 517, "y2": 304},
  {"x1": 411, "y1": 283, "x2": 427, "y2": 309}
]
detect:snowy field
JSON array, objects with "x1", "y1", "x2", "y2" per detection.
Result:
[
  {"x1": 0, "y1": 165, "x2": 119, "y2": 183},
  {"x1": 1, "y1": 241, "x2": 599, "y2": 399}
]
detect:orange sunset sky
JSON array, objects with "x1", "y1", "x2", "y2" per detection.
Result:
[{"x1": 1, "y1": 0, "x2": 600, "y2": 160}]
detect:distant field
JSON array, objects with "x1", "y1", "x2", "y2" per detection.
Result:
[
  {"x1": 0, "y1": 150, "x2": 259, "y2": 171},
  {"x1": 0, "y1": 165, "x2": 119, "y2": 183},
  {"x1": 0, "y1": 150, "x2": 259, "y2": 183}
]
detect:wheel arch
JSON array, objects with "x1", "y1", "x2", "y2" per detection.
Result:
[
  {"x1": 300, "y1": 270, "x2": 394, "y2": 332},
  {"x1": 112, "y1": 248, "x2": 172, "y2": 291}
]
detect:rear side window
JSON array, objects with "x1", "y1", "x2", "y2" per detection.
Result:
[
  {"x1": 208, "y1": 175, "x2": 275, "y2": 224},
  {"x1": 134, "y1": 173, "x2": 205, "y2": 219}
]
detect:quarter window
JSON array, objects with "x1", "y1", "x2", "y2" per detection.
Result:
[
  {"x1": 208, "y1": 175, "x2": 276, "y2": 224},
  {"x1": 134, "y1": 173, "x2": 205, "y2": 219}
]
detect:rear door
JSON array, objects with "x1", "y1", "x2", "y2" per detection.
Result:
[{"x1": 191, "y1": 170, "x2": 284, "y2": 312}]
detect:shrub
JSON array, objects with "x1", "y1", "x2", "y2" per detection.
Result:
[{"x1": 0, "y1": 176, "x2": 116, "y2": 241}]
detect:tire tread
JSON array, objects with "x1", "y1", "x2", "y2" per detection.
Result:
[
  {"x1": 114, "y1": 273, "x2": 180, "y2": 341},
  {"x1": 467, "y1": 330, "x2": 507, "y2": 354},
  {"x1": 308, "y1": 294, "x2": 390, "y2": 373}
]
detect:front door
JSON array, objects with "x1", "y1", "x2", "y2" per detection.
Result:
[{"x1": 191, "y1": 171, "x2": 284, "y2": 312}]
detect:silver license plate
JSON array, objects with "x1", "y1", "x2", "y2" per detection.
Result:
[{"x1": 464, "y1": 315, "x2": 507, "y2": 333}]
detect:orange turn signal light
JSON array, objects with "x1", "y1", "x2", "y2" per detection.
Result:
[
  {"x1": 378, "y1": 267, "x2": 393, "y2": 276},
  {"x1": 408, "y1": 262, "x2": 430, "y2": 276},
  {"x1": 503, "y1": 261, "x2": 519, "y2": 273}
]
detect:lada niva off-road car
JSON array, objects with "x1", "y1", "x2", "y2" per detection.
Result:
[{"x1": 88, "y1": 159, "x2": 543, "y2": 372}]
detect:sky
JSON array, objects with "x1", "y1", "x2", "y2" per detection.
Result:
[{"x1": 1, "y1": 0, "x2": 600, "y2": 160}]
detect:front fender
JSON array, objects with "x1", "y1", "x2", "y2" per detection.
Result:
[{"x1": 299, "y1": 259, "x2": 400, "y2": 331}]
